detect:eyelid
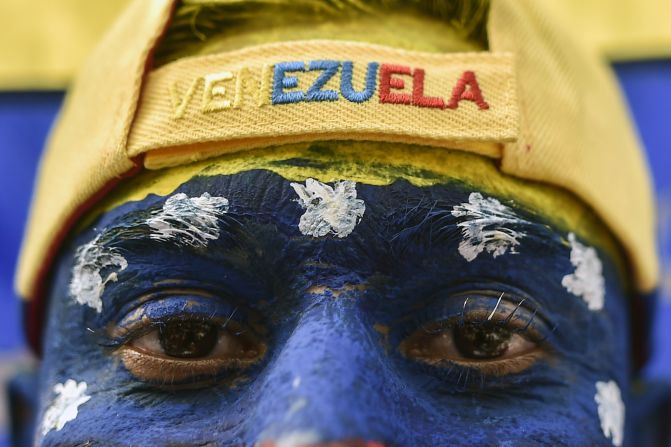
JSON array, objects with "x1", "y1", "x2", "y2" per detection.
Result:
[
  {"x1": 452, "y1": 288, "x2": 551, "y2": 323},
  {"x1": 414, "y1": 288, "x2": 554, "y2": 338},
  {"x1": 107, "y1": 290, "x2": 258, "y2": 343},
  {"x1": 99, "y1": 270, "x2": 272, "y2": 324},
  {"x1": 108, "y1": 287, "x2": 216, "y2": 322},
  {"x1": 414, "y1": 308, "x2": 546, "y2": 349}
]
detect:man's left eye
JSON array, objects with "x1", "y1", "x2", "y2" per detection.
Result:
[
  {"x1": 401, "y1": 321, "x2": 539, "y2": 373},
  {"x1": 118, "y1": 317, "x2": 265, "y2": 385},
  {"x1": 399, "y1": 295, "x2": 545, "y2": 376}
]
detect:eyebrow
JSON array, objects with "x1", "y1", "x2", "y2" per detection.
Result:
[
  {"x1": 387, "y1": 197, "x2": 562, "y2": 253},
  {"x1": 87, "y1": 189, "x2": 564, "y2": 269},
  {"x1": 93, "y1": 207, "x2": 244, "y2": 252}
]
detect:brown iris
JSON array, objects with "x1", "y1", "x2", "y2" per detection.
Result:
[
  {"x1": 453, "y1": 322, "x2": 512, "y2": 359},
  {"x1": 158, "y1": 320, "x2": 219, "y2": 358}
]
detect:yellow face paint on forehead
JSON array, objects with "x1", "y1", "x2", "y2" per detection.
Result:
[{"x1": 83, "y1": 141, "x2": 625, "y2": 275}]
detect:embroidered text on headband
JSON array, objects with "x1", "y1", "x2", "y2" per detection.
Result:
[{"x1": 129, "y1": 40, "x2": 517, "y2": 168}]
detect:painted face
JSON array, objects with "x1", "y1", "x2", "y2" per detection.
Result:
[{"x1": 35, "y1": 144, "x2": 630, "y2": 446}]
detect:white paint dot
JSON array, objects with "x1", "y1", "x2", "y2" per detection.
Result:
[
  {"x1": 450, "y1": 192, "x2": 526, "y2": 262},
  {"x1": 41, "y1": 379, "x2": 91, "y2": 436},
  {"x1": 147, "y1": 192, "x2": 229, "y2": 247},
  {"x1": 595, "y1": 380, "x2": 625, "y2": 446},
  {"x1": 290, "y1": 179, "x2": 365, "y2": 238},
  {"x1": 562, "y1": 232, "x2": 605, "y2": 311},
  {"x1": 70, "y1": 234, "x2": 127, "y2": 313}
]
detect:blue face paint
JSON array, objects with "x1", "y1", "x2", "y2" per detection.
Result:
[
  {"x1": 306, "y1": 60, "x2": 341, "y2": 102},
  {"x1": 272, "y1": 62, "x2": 306, "y2": 104},
  {"x1": 36, "y1": 167, "x2": 631, "y2": 446}
]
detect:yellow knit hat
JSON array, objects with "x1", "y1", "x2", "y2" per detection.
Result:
[{"x1": 15, "y1": 0, "x2": 658, "y2": 347}]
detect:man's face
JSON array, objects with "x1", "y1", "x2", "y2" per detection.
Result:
[{"x1": 36, "y1": 145, "x2": 629, "y2": 446}]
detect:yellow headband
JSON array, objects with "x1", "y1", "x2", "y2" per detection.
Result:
[{"x1": 15, "y1": 0, "x2": 657, "y2": 312}]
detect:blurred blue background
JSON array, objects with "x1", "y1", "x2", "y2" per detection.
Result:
[{"x1": 0, "y1": 63, "x2": 669, "y2": 446}]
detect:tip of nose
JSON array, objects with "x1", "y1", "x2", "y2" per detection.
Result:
[{"x1": 259, "y1": 440, "x2": 386, "y2": 447}]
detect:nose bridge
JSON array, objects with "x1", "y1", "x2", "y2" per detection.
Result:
[{"x1": 249, "y1": 296, "x2": 393, "y2": 444}]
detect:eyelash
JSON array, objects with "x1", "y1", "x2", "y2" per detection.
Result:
[
  {"x1": 404, "y1": 291, "x2": 550, "y2": 334},
  {"x1": 441, "y1": 301, "x2": 541, "y2": 339},
  {"x1": 101, "y1": 313, "x2": 240, "y2": 349},
  {"x1": 408, "y1": 354, "x2": 549, "y2": 392}
]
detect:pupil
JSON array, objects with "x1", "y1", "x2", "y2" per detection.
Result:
[
  {"x1": 454, "y1": 322, "x2": 512, "y2": 359},
  {"x1": 159, "y1": 320, "x2": 218, "y2": 358}
]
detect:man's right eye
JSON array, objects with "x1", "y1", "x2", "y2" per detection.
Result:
[{"x1": 113, "y1": 294, "x2": 266, "y2": 386}]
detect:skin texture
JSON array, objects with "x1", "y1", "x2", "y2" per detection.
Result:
[{"x1": 35, "y1": 145, "x2": 631, "y2": 446}]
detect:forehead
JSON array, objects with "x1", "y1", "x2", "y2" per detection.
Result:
[
  {"x1": 86, "y1": 141, "x2": 618, "y2": 255},
  {"x1": 77, "y1": 159, "x2": 626, "y2": 318}
]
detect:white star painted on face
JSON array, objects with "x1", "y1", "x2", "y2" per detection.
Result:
[
  {"x1": 41, "y1": 379, "x2": 91, "y2": 436},
  {"x1": 595, "y1": 380, "x2": 625, "y2": 446},
  {"x1": 562, "y1": 232, "x2": 605, "y2": 311},
  {"x1": 290, "y1": 179, "x2": 365, "y2": 238},
  {"x1": 451, "y1": 192, "x2": 527, "y2": 262},
  {"x1": 147, "y1": 192, "x2": 230, "y2": 247},
  {"x1": 70, "y1": 234, "x2": 127, "y2": 313}
]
